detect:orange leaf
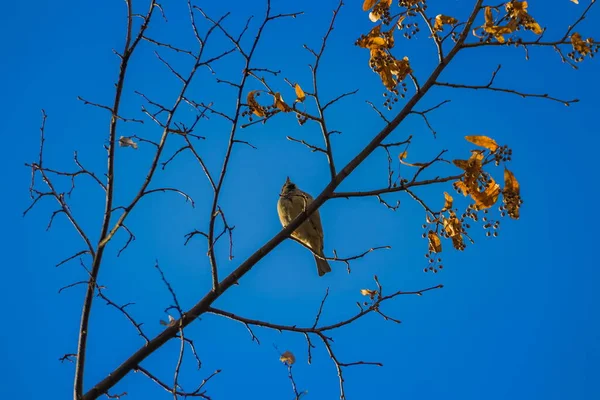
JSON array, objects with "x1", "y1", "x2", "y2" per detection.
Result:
[
  {"x1": 428, "y1": 231, "x2": 442, "y2": 253},
  {"x1": 360, "y1": 289, "x2": 378, "y2": 299},
  {"x1": 363, "y1": 0, "x2": 378, "y2": 11},
  {"x1": 454, "y1": 181, "x2": 469, "y2": 196},
  {"x1": 434, "y1": 14, "x2": 458, "y2": 32},
  {"x1": 503, "y1": 168, "x2": 521, "y2": 219},
  {"x1": 465, "y1": 135, "x2": 499, "y2": 152},
  {"x1": 247, "y1": 90, "x2": 266, "y2": 117},
  {"x1": 295, "y1": 84, "x2": 306, "y2": 103},
  {"x1": 272, "y1": 92, "x2": 291, "y2": 112},
  {"x1": 472, "y1": 178, "x2": 501, "y2": 210},
  {"x1": 280, "y1": 351, "x2": 296, "y2": 365},
  {"x1": 442, "y1": 192, "x2": 453, "y2": 211}
]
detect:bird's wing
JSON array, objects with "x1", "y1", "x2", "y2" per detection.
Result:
[
  {"x1": 308, "y1": 209, "x2": 324, "y2": 242},
  {"x1": 299, "y1": 191, "x2": 324, "y2": 242}
]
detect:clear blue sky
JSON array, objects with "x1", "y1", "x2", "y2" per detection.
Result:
[{"x1": 2, "y1": 1, "x2": 599, "y2": 399}]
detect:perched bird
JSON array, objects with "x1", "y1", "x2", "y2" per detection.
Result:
[{"x1": 277, "y1": 177, "x2": 331, "y2": 276}]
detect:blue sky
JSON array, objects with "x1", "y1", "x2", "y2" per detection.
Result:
[{"x1": 2, "y1": 0, "x2": 599, "y2": 399}]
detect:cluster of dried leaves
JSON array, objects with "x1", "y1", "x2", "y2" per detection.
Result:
[
  {"x1": 570, "y1": 32, "x2": 598, "y2": 62},
  {"x1": 358, "y1": 0, "x2": 415, "y2": 92},
  {"x1": 420, "y1": 136, "x2": 522, "y2": 272},
  {"x1": 246, "y1": 84, "x2": 306, "y2": 120},
  {"x1": 474, "y1": 1, "x2": 542, "y2": 43}
]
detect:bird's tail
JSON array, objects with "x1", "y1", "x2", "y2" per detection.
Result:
[{"x1": 314, "y1": 254, "x2": 332, "y2": 277}]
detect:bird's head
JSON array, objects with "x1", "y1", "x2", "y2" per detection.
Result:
[{"x1": 281, "y1": 176, "x2": 297, "y2": 195}]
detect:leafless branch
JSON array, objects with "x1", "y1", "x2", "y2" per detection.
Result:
[{"x1": 435, "y1": 65, "x2": 578, "y2": 106}]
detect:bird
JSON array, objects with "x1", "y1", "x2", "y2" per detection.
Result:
[{"x1": 277, "y1": 177, "x2": 331, "y2": 277}]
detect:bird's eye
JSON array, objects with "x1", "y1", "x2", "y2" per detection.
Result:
[{"x1": 287, "y1": 184, "x2": 296, "y2": 190}]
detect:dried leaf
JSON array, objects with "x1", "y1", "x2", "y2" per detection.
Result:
[
  {"x1": 280, "y1": 351, "x2": 296, "y2": 365},
  {"x1": 272, "y1": 92, "x2": 291, "y2": 112},
  {"x1": 505, "y1": 1, "x2": 542, "y2": 35},
  {"x1": 434, "y1": 15, "x2": 458, "y2": 32},
  {"x1": 472, "y1": 178, "x2": 501, "y2": 210},
  {"x1": 453, "y1": 150, "x2": 484, "y2": 173},
  {"x1": 294, "y1": 84, "x2": 306, "y2": 103},
  {"x1": 571, "y1": 32, "x2": 592, "y2": 56},
  {"x1": 360, "y1": 289, "x2": 378, "y2": 299},
  {"x1": 357, "y1": 25, "x2": 395, "y2": 50},
  {"x1": 571, "y1": 0, "x2": 579, "y2": 3},
  {"x1": 428, "y1": 231, "x2": 442, "y2": 253},
  {"x1": 481, "y1": 6, "x2": 515, "y2": 43},
  {"x1": 247, "y1": 90, "x2": 266, "y2": 117},
  {"x1": 503, "y1": 168, "x2": 521, "y2": 219},
  {"x1": 442, "y1": 192, "x2": 453, "y2": 211},
  {"x1": 368, "y1": 0, "x2": 392, "y2": 21},
  {"x1": 398, "y1": 151, "x2": 408, "y2": 160},
  {"x1": 465, "y1": 135, "x2": 499, "y2": 152},
  {"x1": 119, "y1": 136, "x2": 138, "y2": 149},
  {"x1": 391, "y1": 56, "x2": 411, "y2": 81},
  {"x1": 504, "y1": 168, "x2": 520, "y2": 194},
  {"x1": 443, "y1": 212, "x2": 465, "y2": 250},
  {"x1": 454, "y1": 180, "x2": 469, "y2": 196},
  {"x1": 363, "y1": 0, "x2": 378, "y2": 11},
  {"x1": 484, "y1": 6, "x2": 494, "y2": 26}
]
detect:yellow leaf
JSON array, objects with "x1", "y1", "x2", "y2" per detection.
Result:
[
  {"x1": 453, "y1": 159, "x2": 470, "y2": 170},
  {"x1": 470, "y1": 150, "x2": 485, "y2": 161},
  {"x1": 503, "y1": 168, "x2": 521, "y2": 219},
  {"x1": 504, "y1": 168, "x2": 519, "y2": 194},
  {"x1": 272, "y1": 92, "x2": 291, "y2": 112},
  {"x1": 571, "y1": 32, "x2": 592, "y2": 56},
  {"x1": 280, "y1": 351, "x2": 296, "y2": 365},
  {"x1": 247, "y1": 90, "x2": 265, "y2": 117},
  {"x1": 294, "y1": 84, "x2": 305, "y2": 103},
  {"x1": 528, "y1": 21, "x2": 542, "y2": 35},
  {"x1": 368, "y1": 0, "x2": 392, "y2": 21},
  {"x1": 484, "y1": 6, "x2": 495, "y2": 27},
  {"x1": 443, "y1": 212, "x2": 465, "y2": 250},
  {"x1": 357, "y1": 25, "x2": 395, "y2": 50},
  {"x1": 442, "y1": 192, "x2": 453, "y2": 211},
  {"x1": 391, "y1": 56, "x2": 411, "y2": 81},
  {"x1": 399, "y1": 151, "x2": 408, "y2": 160},
  {"x1": 571, "y1": 0, "x2": 579, "y2": 3},
  {"x1": 465, "y1": 135, "x2": 499, "y2": 152},
  {"x1": 360, "y1": 289, "x2": 378, "y2": 299},
  {"x1": 485, "y1": 24, "x2": 514, "y2": 43},
  {"x1": 472, "y1": 178, "x2": 501, "y2": 210},
  {"x1": 454, "y1": 181, "x2": 469, "y2": 196},
  {"x1": 434, "y1": 14, "x2": 458, "y2": 32},
  {"x1": 482, "y1": 6, "x2": 516, "y2": 43},
  {"x1": 506, "y1": 1, "x2": 528, "y2": 18},
  {"x1": 363, "y1": 0, "x2": 378, "y2": 11},
  {"x1": 505, "y1": 1, "x2": 542, "y2": 35},
  {"x1": 362, "y1": 36, "x2": 387, "y2": 48},
  {"x1": 428, "y1": 231, "x2": 442, "y2": 253}
]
